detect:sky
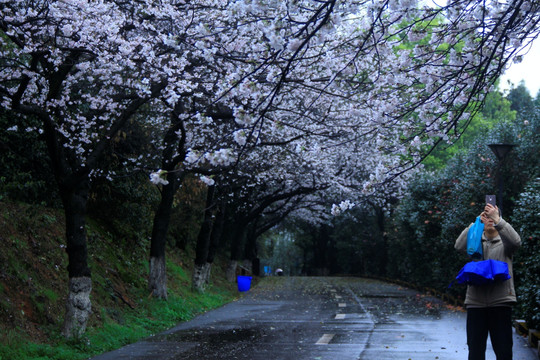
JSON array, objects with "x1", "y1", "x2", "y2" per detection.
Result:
[
  {"x1": 499, "y1": 39, "x2": 540, "y2": 97},
  {"x1": 419, "y1": 0, "x2": 540, "y2": 98}
]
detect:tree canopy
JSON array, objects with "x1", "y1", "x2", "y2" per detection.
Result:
[{"x1": 1, "y1": 0, "x2": 540, "y2": 337}]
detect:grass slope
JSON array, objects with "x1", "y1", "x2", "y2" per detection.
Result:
[{"x1": 0, "y1": 201, "x2": 239, "y2": 360}]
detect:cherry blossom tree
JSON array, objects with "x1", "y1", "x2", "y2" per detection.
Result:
[
  {"x1": 2, "y1": 0, "x2": 539, "y2": 337},
  {"x1": 222, "y1": 0, "x2": 540, "y2": 221},
  {"x1": 192, "y1": 0, "x2": 540, "y2": 285},
  {"x1": 0, "y1": 0, "x2": 213, "y2": 337},
  {"x1": 188, "y1": 140, "x2": 330, "y2": 290},
  {"x1": 144, "y1": 0, "x2": 348, "y2": 297}
]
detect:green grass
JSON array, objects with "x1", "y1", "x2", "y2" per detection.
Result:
[
  {"x1": 41, "y1": 289, "x2": 59, "y2": 303},
  {"x1": 0, "y1": 200, "x2": 239, "y2": 360},
  {"x1": 0, "y1": 277, "x2": 237, "y2": 360}
]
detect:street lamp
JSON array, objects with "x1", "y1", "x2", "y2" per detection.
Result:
[{"x1": 488, "y1": 143, "x2": 516, "y2": 217}]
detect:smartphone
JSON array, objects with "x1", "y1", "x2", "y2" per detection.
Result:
[{"x1": 486, "y1": 195, "x2": 496, "y2": 206}]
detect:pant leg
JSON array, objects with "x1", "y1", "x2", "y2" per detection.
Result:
[
  {"x1": 488, "y1": 307, "x2": 513, "y2": 360},
  {"x1": 467, "y1": 308, "x2": 489, "y2": 360}
]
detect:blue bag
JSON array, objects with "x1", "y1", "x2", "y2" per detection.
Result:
[
  {"x1": 455, "y1": 259, "x2": 511, "y2": 286},
  {"x1": 467, "y1": 216, "x2": 484, "y2": 259}
]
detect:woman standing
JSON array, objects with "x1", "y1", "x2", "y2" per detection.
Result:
[{"x1": 455, "y1": 203, "x2": 521, "y2": 360}]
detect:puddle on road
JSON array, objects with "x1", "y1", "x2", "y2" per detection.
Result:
[
  {"x1": 160, "y1": 327, "x2": 263, "y2": 344},
  {"x1": 363, "y1": 294, "x2": 444, "y2": 322},
  {"x1": 358, "y1": 294, "x2": 407, "y2": 299},
  {"x1": 152, "y1": 327, "x2": 269, "y2": 359},
  {"x1": 339, "y1": 278, "x2": 446, "y2": 320}
]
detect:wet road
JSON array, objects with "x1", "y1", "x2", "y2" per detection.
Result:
[{"x1": 91, "y1": 277, "x2": 537, "y2": 360}]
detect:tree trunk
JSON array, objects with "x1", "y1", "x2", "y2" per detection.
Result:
[
  {"x1": 367, "y1": 197, "x2": 395, "y2": 276},
  {"x1": 59, "y1": 179, "x2": 92, "y2": 338},
  {"x1": 192, "y1": 262, "x2": 211, "y2": 293},
  {"x1": 228, "y1": 222, "x2": 247, "y2": 282},
  {"x1": 148, "y1": 104, "x2": 188, "y2": 298},
  {"x1": 226, "y1": 260, "x2": 238, "y2": 283},
  {"x1": 244, "y1": 223, "x2": 258, "y2": 261},
  {"x1": 149, "y1": 255, "x2": 168, "y2": 298},
  {"x1": 252, "y1": 257, "x2": 260, "y2": 277},
  {"x1": 149, "y1": 176, "x2": 177, "y2": 299},
  {"x1": 62, "y1": 277, "x2": 92, "y2": 338},
  {"x1": 203, "y1": 262, "x2": 212, "y2": 285},
  {"x1": 375, "y1": 207, "x2": 388, "y2": 276},
  {"x1": 192, "y1": 186, "x2": 215, "y2": 293},
  {"x1": 203, "y1": 201, "x2": 226, "y2": 285},
  {"x1": 207, "y1": 202, "x2": 225, "y2": 264},
  {"x1": 244, "y1": 225, "x2": 260, "y2": 276}
]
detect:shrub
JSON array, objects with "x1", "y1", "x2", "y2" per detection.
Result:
[{"x1": 512, "y1": 178, "x2": 540, "y2": 329}]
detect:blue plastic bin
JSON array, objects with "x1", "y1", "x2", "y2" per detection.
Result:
[{"x1": 237, "y1": 275, "x2": 252, "y2": 292}]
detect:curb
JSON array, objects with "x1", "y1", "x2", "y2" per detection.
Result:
[{"x1": 513, "y1": 320, "x2": 540, "y2": 358}]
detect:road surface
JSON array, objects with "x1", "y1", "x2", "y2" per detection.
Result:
[{"x1": 91, "y1": 276, "x2": 537, "y2": 360}]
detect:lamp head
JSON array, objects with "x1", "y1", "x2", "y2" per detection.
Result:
[{"x1": 488, "y1": 143, "x2": 516, "y2": 161}]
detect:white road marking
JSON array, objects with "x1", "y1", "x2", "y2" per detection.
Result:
[
  {"x1": 316, "y1": 333, "x2": 335, "y2": 345},
  {"x1": 338, "y1": 303, "x2": 347, "y2": 308},
  {"x1": 335, "y1": 314, "x2": 346, "y2": 319}
]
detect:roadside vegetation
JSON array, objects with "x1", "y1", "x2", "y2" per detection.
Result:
[
  {"x1": 265, "y1": 84, "x2": 540, "y2": 329},
  {"x1": 0, "y1": 201, "x2": 238, "y2": 360},
  {"x1": 390, "y1": 85, "x2": 540, "y2": 330}
]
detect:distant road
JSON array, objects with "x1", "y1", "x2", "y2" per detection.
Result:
[{"x1": 91, "y1": 276, "x2": 537, "y2": 360}]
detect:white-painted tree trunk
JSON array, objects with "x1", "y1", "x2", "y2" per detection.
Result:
[
  {"x1": 149, "y1": 256, "x2": 167, "y2": 299},
  {"x1": 192, "y1": 263, "x2": 207, "y2": 293},
  {"x1": 226, "y1": 260, "x2": 237, "y2": 282},
  {"x1": 203, "y1": 262, "x2": 212, "y2": 285},
  {"x1": 62, "y1": 276, "x2": 92, "y2": 338}
]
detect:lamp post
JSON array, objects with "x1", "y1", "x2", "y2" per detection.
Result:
[{"x1": 488, "y1": 143, "x2": 516, "y2": 217}]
